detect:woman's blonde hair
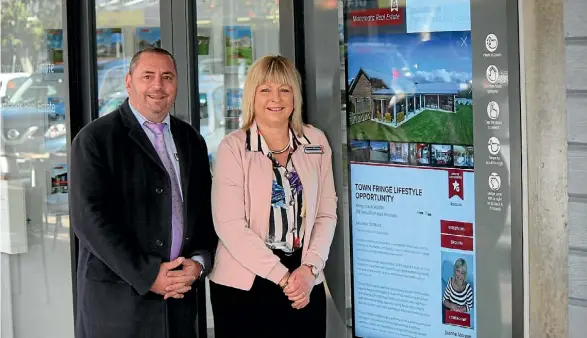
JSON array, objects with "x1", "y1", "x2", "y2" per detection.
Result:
[
  {"x1": 240, "y1": 55, "x2": 304, "y2": 136},
  {"x1": 454, "y1": 258, "x2": 468, "y2": 277}
]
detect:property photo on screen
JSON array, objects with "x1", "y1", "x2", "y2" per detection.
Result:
[
  {"x1": 369, "y1": 141, "x2": 390, "y2": 162},
  {"x1": 346, "y1": 31, "x2": 473, "y2": 145}
]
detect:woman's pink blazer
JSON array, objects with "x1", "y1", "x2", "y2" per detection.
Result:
[{"x1": 208, "y1": 124, "x2": 338, "y2": 290}]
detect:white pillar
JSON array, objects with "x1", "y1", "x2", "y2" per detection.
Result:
[{"x1": 393, "y1": 100, "x2": 397, "y2": 125}]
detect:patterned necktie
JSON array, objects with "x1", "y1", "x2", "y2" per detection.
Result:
[{"x1": 144, "y1": 122, "x2": 183, "y2": 260}]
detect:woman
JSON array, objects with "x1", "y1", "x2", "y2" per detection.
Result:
[
  {"x1": 208, "y1": 55, "x2": 337, "y2": 337},
  {"x1": 443, "y1": 258, "x2": 474, "y2": 314}
]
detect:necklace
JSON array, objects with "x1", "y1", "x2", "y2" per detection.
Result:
[{"x1": 269, "y1": 143, "x2": 290, "y2": 154}]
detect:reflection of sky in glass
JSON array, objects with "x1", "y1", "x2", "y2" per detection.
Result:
[{"x1": 347, "y1": 31, "x2": 472, "y2": 89}]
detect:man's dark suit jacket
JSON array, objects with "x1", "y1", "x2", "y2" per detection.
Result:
[{"x1": 70, "y1": 99, "x2": 218, "y2": 338}]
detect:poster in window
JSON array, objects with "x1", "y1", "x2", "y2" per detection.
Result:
[
  {"x1": 136, "y1": 27, "x2": 161, "y2": 50},
  {"x1": 47, "y1": 164, "x2": 68, "y2": 215},
  {"x1": 96, "y1": 28, "x2": 123, "y2": 59},
  {"x1": 224, "y1": 25, "x2": 253, "y2": 73},
  {"x1": 197, "y1": 28, "x2": 211, "y2": 56},
  {"x1": 45, "y1": 29, "x2": 64, "y2": 64}
]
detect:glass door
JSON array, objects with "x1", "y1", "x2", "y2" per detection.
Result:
[
  {"x1": 1, "y1": 1, "x2": 73, "y2": 337},
  {"x1": 195, "y1": 0, "x2": 282, "y2": 169},
  {"x1": 194, "y1": 1, "x2": 287, "y2": 332},
  {"x1": 94, "y1": 0, "x2": 162, "y2": 117}
]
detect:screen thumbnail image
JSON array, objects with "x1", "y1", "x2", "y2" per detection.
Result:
[
  {"x1": 409, "y1": 143, "x2": 430, "y2": 165},
  {"x1": 431, "y1": 144, "x2": 453, "y2": 167},
  {"x1": 441, "y1": 251, "x2": 476, "y2": 329},
  {"x1": 389, "y1": 142, "x2": 409, "y2": 164},
  {"x1": 349, "y1": 140, "x2": 370, "y2": 162},
  {"x1": 453, "y1": 145, "x2": 474, "y2": 168},
  {"x1": 346, "y1": 30, "x2": 473, "y2": 145},
  {"x1": 369, "y1": 141, "x2": 389, "y2": 162}
]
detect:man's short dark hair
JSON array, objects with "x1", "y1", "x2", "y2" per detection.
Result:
[{"x1": 128, "y1": 47, "x2": 177, "y2": 74}]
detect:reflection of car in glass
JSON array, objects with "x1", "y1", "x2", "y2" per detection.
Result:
[
  {"x1": 0, "y1": 72, "x2": 30, "y2": 102},
  {"x1": 97, "y1": 58, "x2": 131, "y2": 107},
  {"x1": 1, "y1": 68, "x2": 66, "y2": 154},
  {"x1": 99, "y1": 92, "x2": 128, "y2": 117}
]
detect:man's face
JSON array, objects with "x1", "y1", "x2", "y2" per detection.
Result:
[{"x1": 125, "y1": 52, "x2": 177, "y2": 122}]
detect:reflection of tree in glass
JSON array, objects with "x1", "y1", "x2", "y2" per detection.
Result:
[
  {"x1": 1, "y1": 0, "x2": 63, "y2": 72},
  {"x1": 1, "y1": 1, "x2": 43, "y2": 73}
]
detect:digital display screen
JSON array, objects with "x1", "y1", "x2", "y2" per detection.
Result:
[{"x1": 344, "y1": 1, "x2": 481, "y2": 337}]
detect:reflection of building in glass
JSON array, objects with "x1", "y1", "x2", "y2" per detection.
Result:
[
  {"x1": 349, "y1": 140, "x2": 370, "y2": 162},
  {"x1": 389, "y1": 142, "x2": 409, "y2": 163},
  {"x1": 453, "y1": 145, "x2": 474, "y2": 168},
  {"x1": 431, "y1": 144, "x2": 453, "y2": 166},
  {"x1": 347, "y1": 68, "x2": 461, "y2": 128}
]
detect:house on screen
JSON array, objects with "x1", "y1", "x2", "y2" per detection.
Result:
[
  {"x1": 371, "y1": 82, "x2": 460, "y2": 126},
  {"x1": 347, "y1": 68, "x2": 462, "y2": 127},
  {"x1": 347, "y1": 68, "x2": 388, "y2": 126}
]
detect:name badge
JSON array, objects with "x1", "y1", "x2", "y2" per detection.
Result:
[
  {"x1": 304, "y1": 145, "x2": 323, "y2": 154},
  {"x1": 174, "y1": 153, "x2": 179, "y2": 161}
]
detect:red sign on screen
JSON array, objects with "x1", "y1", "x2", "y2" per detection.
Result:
[
  {"x1": 441, "y1": 234, "x2": 474, "y2": 251},
  {"x1": 349, "y1": 8, "x2": 404, "y2": 27},
  {"x1": 448, "y1": 170, "x2": 464, "y2": 200},
  {"x1": 441, "y1": 220, "x2": 474, "y2": 237},
  {"x1": 445, "y1": 310, "x2": 471, "y2": 328}
]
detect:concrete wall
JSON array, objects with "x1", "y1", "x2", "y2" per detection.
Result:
[{"x1": 565, "y1": 0, "x2": 587, "y2": 336}]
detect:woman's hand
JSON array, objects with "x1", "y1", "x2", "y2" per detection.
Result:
[
  {"x1": 278, "y1": 271, "x2": 291, "y2": 289},
  {"x1": 448, "y1": 303, "x2": 466, "y2": 312},
  {"x1": 283, "y1": 265, "x2": 315, "y2": 309}
]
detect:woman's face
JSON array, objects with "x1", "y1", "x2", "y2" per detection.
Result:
[
  {"x1": 254, "y1": 81, "x2": 294, "y2": 128},
  {"x1": 455, "y1": 266, "x2": 466, "y2": 283}
]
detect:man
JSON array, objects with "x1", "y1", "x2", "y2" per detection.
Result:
[{"x1": 70, "y1": 47, "x2": 217, "y2": 338}]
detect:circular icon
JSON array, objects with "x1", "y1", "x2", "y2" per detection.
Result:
[
  {"x1": 486, "y1": 34, "x2": 498, "y2": 52},
  {"x1": 486, "y1": 65, "x2": 499, "y2": 84},
  {"x1": 488, "y1": 137, "x2": 500, "y2": 155},
  {"x1": 489, "y1": 173, "x2": 501, "y2": 191},
  {"x1": 6, "y1": 129, "x2": 20, "y2": 140},
  {"x1": 487, "y1": 101, "x2": 500, "y2": 119}
]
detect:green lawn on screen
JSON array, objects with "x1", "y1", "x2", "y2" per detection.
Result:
[
  {"x1": 225, "y1": 46, "x2": 253, "y2": 66},
  {"x1": 348, "y1": 105, "x2": 473, "y2": 145}
]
